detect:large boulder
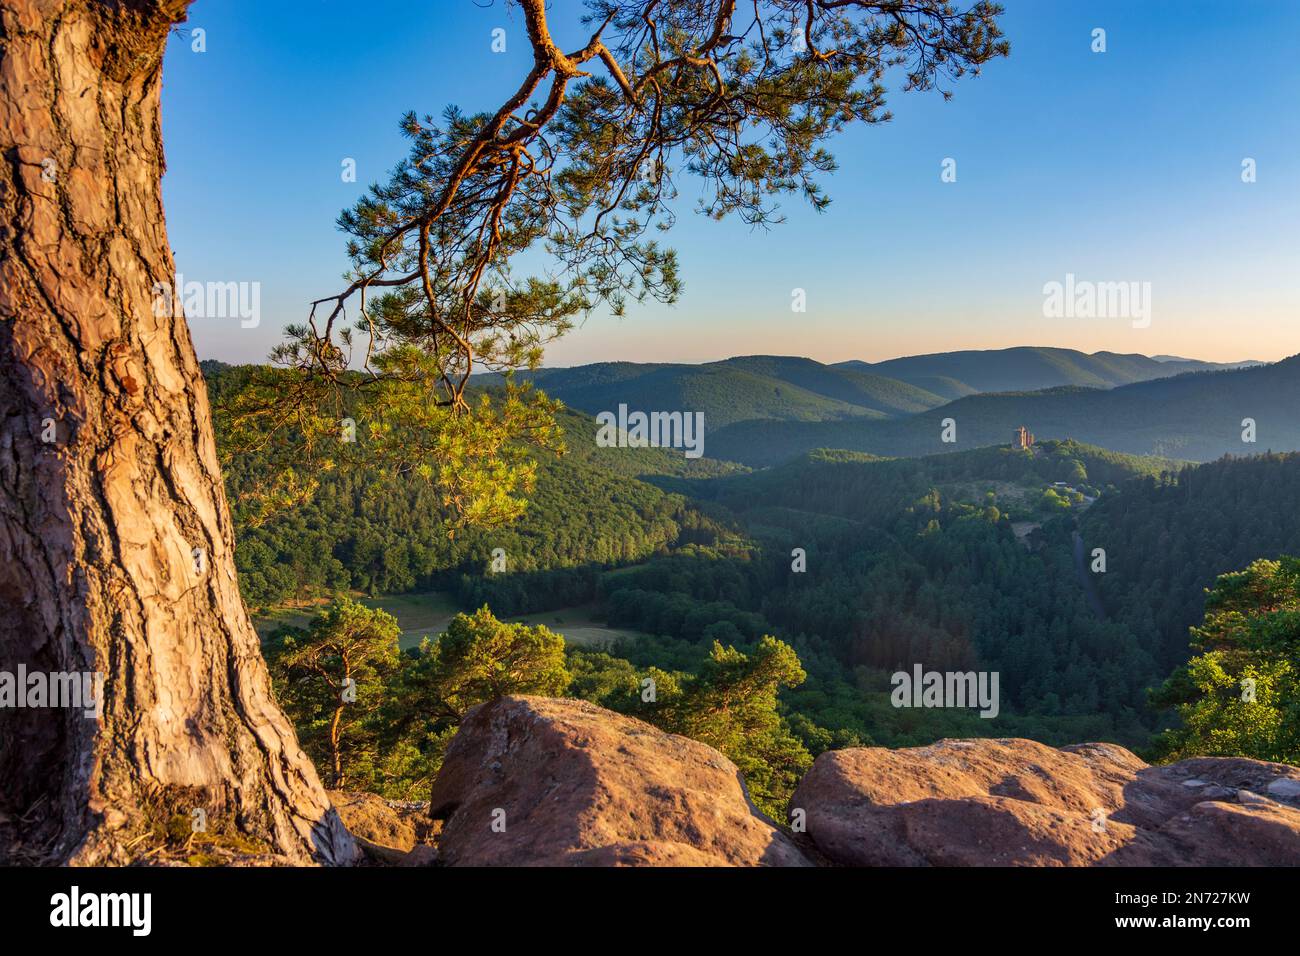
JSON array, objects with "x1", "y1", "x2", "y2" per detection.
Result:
[
  {"x1": 790, "y1": 738, "x2": 1300, "y2": 866},
  {"x1": 428, "y1": 695, "x2": 810, "y2": 866}
]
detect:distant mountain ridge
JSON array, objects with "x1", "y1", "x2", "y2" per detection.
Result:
[
  {"x1": 481, "y1": 347, "x2": 1257, "y2": 430},
  {"x1": 834, "y1": 346, "x2": 1257, "y2": 395},
  {"x1": 704, "y1": 355, "x2": 1300, "y2": 466}
]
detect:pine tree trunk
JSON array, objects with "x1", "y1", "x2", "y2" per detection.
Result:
[{"x1": 0, "y1": 0, "x2": 356, "y2": 865}]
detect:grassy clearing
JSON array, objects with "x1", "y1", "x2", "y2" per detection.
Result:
[
  {"x1": 501, "y1": 603, "x2": 649, "y2": 650},
  {"x1": 254, "y1": 592, "x2": 646, "y2": 651}
]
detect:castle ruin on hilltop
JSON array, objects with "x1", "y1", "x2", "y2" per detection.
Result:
[{"x1": 1012, "y1": 426, "x2": 1035, "y2": 450}]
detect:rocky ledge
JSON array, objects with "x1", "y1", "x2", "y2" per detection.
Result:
[
  {"x1": 791, "y1": 737, "x2": 1300, "y2": 866},
  {"x1": 337, "y1": 696, "x2": 1300, "y2": 866}
]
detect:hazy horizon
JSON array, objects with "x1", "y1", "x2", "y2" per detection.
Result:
[
  {"x1": 198, "y1": 340, "x2": 1281, "y2": 370},
  {"x1": 483, "y1": 342, "x2": 1278, "y2": 370}
]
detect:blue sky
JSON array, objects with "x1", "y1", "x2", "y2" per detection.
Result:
[{"x1": 161, "y1": 0, "x2": 1300, "y2": 366}]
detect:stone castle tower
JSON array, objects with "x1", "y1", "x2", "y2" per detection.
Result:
[{"x1": 1012, "y1": 426, "x2": 1035, "y2": 449}]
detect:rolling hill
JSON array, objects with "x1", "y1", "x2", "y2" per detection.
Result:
[
  {"x1": 534, "y1": 361, "x2": 887, "y2": 429},
  {"x1": 715, "y1": 356, "x2": 947, "y2": 415},
  {"x1": 694, "y1": 439, "x2": 1181, "y2": 525},
  {"x1": 835, "y1": 346, "x2": 1257, "y2": 395},
  {"x1": 484, "y1": 356, "x2": 946, "y2": 428},
  {"x1": 703, "y1": 356, "x2": 1300, "y2": 466},
  {"x1": 478, "y1": 348, "x2": 1257, "y2": 435}
]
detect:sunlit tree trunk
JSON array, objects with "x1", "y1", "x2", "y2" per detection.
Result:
[{"x1": 0, "y1": 0, "x2": 355, "y2": 864}]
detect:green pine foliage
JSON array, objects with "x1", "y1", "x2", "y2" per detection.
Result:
[
  {"x1": 1149, "y1": 558, "x2": 1300, "y2": 764},
  {"x1": 265, "y1": 598, "x2": 404, "y2": 791},
  {"x1": 268, "y1": 603, "x2": 571, "y2": 799}
]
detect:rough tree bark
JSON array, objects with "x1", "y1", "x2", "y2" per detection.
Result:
[{"x1": 0, "y1": 0, "x2": 357, "y2": 864}]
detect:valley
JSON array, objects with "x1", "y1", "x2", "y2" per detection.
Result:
[{"x1": 207, "y1": 348, "x2": 1300, "y2": 816}]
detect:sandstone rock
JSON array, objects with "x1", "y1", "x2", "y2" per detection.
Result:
[
  {"x1": 1238, "y1": 790, "x2": 1276, "y2": 807},
  {"x1": 328, "y1": 791, "x2": 417, "y2": 860},
  {"x1": 428, "y1": 695, "x2": 810, "y2": 866},
  {"x1": 1267, "y1": 778, "x2": 1300, "y2": 799},
  {"x1": 397, "y1": 845, "x2": 439, "y2": 867},
  {"x1": 1159, "y1": 801, "x2": 1300, "y2": 865},
  {"x1": 791, "y1": 738, "x2": 1300, "y2": 867}
]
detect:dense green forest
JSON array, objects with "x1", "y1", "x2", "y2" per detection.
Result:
[
  {"x1": 700, "y1": 439, "x2": 1179, "y2": 522},
  {"x1": 1081, "y1": 452, "x2": 1300, "y2": 672},
  {"x1": 615, "y1": 446, "x2": 1300, "y2": 753},
  {"x1": 205, "y1": 362, "x2": 744, "y2": 609},
  {"x1": 595, "y1": 441, "x2": 1176, "y2": 748}
]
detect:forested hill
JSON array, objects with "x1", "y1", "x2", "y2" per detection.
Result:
[
  {"x1": 704, "y1": 355, "x2": 1300, "y2": 466},
  {"x1": 202, "y1": 363, "x2": 746, "y2": 609},
  {"x1": 477, "y1": 356, "x2": 945, "y2": 428},
  {"x1": 473, "y1": 348, "x2": 1255, "y2": 432},
  {"x1": 699, "y1": 445, "x2": 1300, "y2": 693},
  {"x1": 1080, "y1": 451, "x2": 1300, "y2": 672},
  {"x1": 627, "y1": 443, "x2": 1300, "y2": 751},
  {"x1": 622, "y1": 436, "x2": 1184, "y2": 746},
  {"x1": 837, "y1": 346, "x2": 1256, "y2": 396},
  {"x1": 696, "y1": 439, "x2": 1179, "y2": 525}
]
